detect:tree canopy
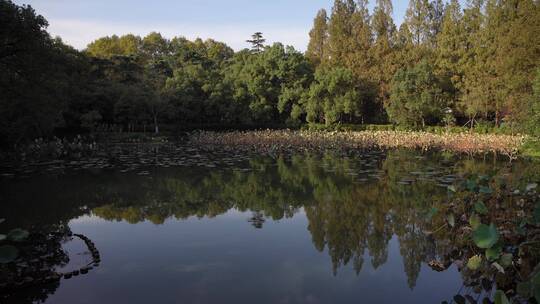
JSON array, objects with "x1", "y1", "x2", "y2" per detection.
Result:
[{"x1": 1, "y1": 0, "x2": 540, "y2": 147}]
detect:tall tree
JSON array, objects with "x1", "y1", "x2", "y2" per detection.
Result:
[
  {"x1": 428, "y1": 0, "x2": 445, "y2": 47},
  {"x1": 371, "y1": 0, "x2": 397, "y2": 109},
  {"x1": 246, "y1": 32, "x2": 266, "y2": 53},
  {"x1": 487, "y1": 0, "x2": 540, "y2": 126},
  {"x1": 327, "y1": 0, "x2": 357, "y2": 66},
  {"x1": 458, "y1": 0, "x2": 486, "y2": 126},
  {"x1": 306, "y1": 66, "x2": 363, "y2": 125},
  {"x1": 387, "y1": 60, "x2": 449, "y2": 128},
  {"x1": 404, "y1": 0, "x2": 432, "y2": 46},
  {"x1": 0, "y1": 0, "x2": 78, "y2": 145},
  {"x1": 435, "y1": 0, "x2": 464, "y2": 114},
  {"x1": 347, "y1": 0, "x2": 373, "y2": 78},
  {"x1": 306, "y1": 9, "x2": 328, "y2": 66},
  {"x1": 140, "y1": 32, "x2": 170, "y2": 63}
]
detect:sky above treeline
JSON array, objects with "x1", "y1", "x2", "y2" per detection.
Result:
[{"x1": 14, "y1": 0, "x2": 466, "y2": 52}]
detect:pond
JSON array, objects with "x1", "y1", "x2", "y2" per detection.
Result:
[{"x1": 1, "y1": 146, "x2": 538, "y2": 304}]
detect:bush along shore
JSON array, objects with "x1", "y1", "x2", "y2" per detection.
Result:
[
  {"x1": 189, "y1": 130, "x2": 527, "y2": 160},
  {"x1": 428, "y1": 176, "x2": 540, "y2": 304}
]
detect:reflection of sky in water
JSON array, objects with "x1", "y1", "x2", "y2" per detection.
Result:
[{"x1": 43, "y1": 211, "x2": 461, "y2": 304}]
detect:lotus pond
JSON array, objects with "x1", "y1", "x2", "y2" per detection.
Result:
[{"x1": 1, "y1": 143, "x2": 539, "y2": 304}]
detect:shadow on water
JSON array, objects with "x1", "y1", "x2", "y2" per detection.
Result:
[{"x1": 0, "y1": 148, "x2": 539, "y2": 303}]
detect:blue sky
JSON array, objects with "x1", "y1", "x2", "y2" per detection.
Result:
[{"x1": 14, "y1": 0, "x2": 455, "y2": 51}]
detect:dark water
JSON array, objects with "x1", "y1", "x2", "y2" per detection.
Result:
[{"x1": 1, "y1": 148, "x2": 538, "y2": 304}]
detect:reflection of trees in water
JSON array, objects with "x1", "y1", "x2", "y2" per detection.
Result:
[
  {"x1": 90, "y1": 150, "x2": 539, "y2": 287},
  {"x1": 3, "y1": 150, "x2": 538, "y2": 292}
]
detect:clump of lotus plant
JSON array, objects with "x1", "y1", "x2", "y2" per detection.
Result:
[
  {"x1": 189, "y1": 130, "x2": 527, "y2": 159},
  {"x1": 428, "y1": 177, "x2": 540, "y2": 304}
]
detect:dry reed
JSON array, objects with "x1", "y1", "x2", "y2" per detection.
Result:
[{"x1": 189, "y1": 130, "x2": 527, "y2": 159}]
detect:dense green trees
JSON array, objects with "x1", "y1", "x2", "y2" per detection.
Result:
[
  {"x1": 387, "y1": 60, "x2": 449, "y2": 127},
  {"x1": 306, "y1": 0, "x2": 540, "y2": 130},
  {"x1": 1, "y1": 0, "x2": 540, "y2": 147}
]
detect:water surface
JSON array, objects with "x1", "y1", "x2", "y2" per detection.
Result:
[{"x1": 1, "y1": 148, "x2": 537, "y2": 304}]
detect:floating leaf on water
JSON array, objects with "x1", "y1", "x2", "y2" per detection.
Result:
[
  {"x1": 486, "y1": 243, "x2": 502, "y2": 261},
  {"x1": 447, "y1": 185, "x2": 457, "y2": 192},
  {"x1": 468, "y1": 255, "x2": 482, "y2": 270},
  {"x1": 453, "y1": 294, "x2": 466, "y2": 304},
  {"x1": 493, "y1": 290, "x2": 510, "y2": 304},
  {"x1": 469, "y1": 213, "x2": 481, "y2": 230},
  {"x1": 447, "y1": 213, "x2": 455, "y2": 227},
  {"x1": 499, "y1": 253, "x2": 513, "y2": 268},
  {"x1": 467, "y1": 179, "x2": 477, "y2": 191},
  {"x1": 475, "y1": 201, "x2": 489, "y2": 215},
  {"x1": 473, "y1": 224, "x2": 499, "y2": 249},
  {"x1": 7, "y1": 228, "x2": 29, "y2": 242},
  {"x1": 0, "y1": 245, "x2": 18, "y2": 263},
  {"x1": 479, "y1": 186, "x2": 493, "y2": 194}
]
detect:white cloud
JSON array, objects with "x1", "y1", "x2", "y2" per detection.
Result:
[{"x1": 47, "y1": 19, "x2": 310, "y2": 52}]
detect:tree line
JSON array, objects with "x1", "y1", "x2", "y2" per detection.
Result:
[
  {"x1": 1, "y1": 0, "x2": 539, "y2": 147},
  {"x1": 306, "y1": 0, "x2": 540, "y2": 130}
]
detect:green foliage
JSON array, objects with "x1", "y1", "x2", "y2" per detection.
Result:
[
  {"x1": 485, "y1": 243, "x2": 502, "y2": 261},
  {"x1": 467, "y1": 255, "x2": 482, "y2": 270},
  {"x1": 472, "y1": 223, "x2": 499, "y2": 249},
  {"x1": 306, "y1": 9, "x2": 328, "y2": 66},
  {"x1": 0, "y1": 0, "x2": 82, "y2": 145},
  {"x1": 2, "y1": 0, "x2": 540, "y2": 147},
  {"x1": 474, "y1": 201, "x2": 488, "y2": 215},
  {"x1": 469, "y1": 213, "x2": 481, "y2": 229},
  {"x1": 7, "y1": 228, "x2": 29, "y2": 242},
  {"x1": 526, "y1": 68, "x2": 540, "y2": 136},
  {"x1": 387, "y1": 60, "x2": 449, "y2": 127},
  {"x1": 305, "y1": 66, "x2": 365, "y2": 125},
  {"x1": 493, "y1": 290, "x2": 510, "y2": 304}
]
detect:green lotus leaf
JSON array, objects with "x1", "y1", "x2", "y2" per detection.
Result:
[
  {"x1": 473, "y1": 224, "x2": 499, "y2": 249},
  {"x1": 494, "y1": 290, "x2": 510, "y2": 304},
  {"x1": 474, "y1": 201, "x2": 488, "y2": 215},
  {"x1": 479, "y1": 186, "x2": 493, "y2": 194},
  {"x1": 7, "y1": 228, "x2": 29, "y2": 242},
  {"x1": 499, "y1": 253, "x2": 513, "y2": 267},
  {"x1": 486, "y1": 243, "x2": 502, "y2": 261},
  {"x1": 469, "y1": 213, "x2": 481, "y2": 230},
  {"x1": 467, "y1": 255, "x2": 482, "y2": 271}
]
